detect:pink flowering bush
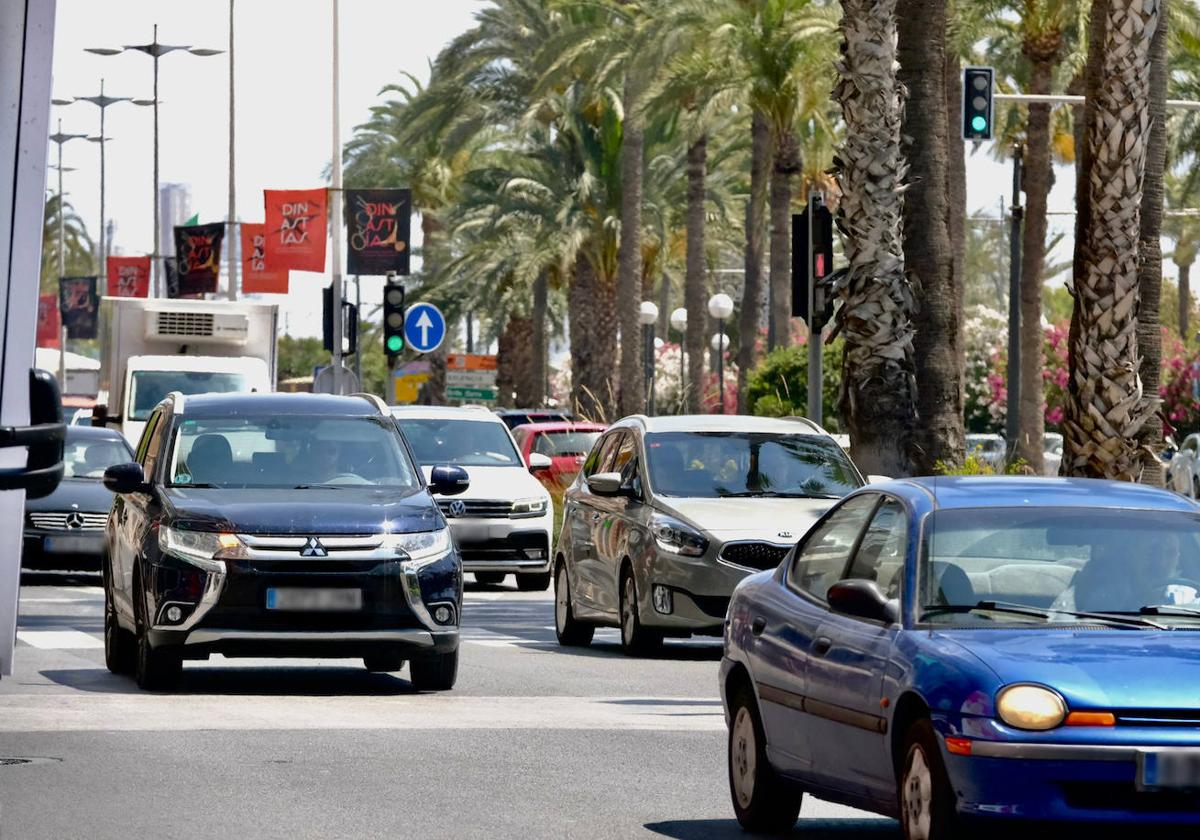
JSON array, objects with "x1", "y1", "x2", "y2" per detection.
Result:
[{"x1": 1161, "y1": 330, "x2": 1200, "y2": 434}]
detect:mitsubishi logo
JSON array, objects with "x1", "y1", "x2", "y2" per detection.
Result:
[
  {"x1": 300, "y1": 537, "x2": 327, "y2": 558},
  {"x1": 448, "y1": 500, "x2": 467, "y2": 518},
  {"x1": 65, "y1": 512, "x2": 85, "y2": 530}
]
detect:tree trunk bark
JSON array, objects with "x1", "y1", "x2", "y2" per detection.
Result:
[
  {"x1": 1181, "y1": 261, "x2": 1192, "y2": 340},
  {"x1": 834, "y1": 0, "x2": 919, "y2": 476},
  {"x1": 738, "y1": 111, "x2": 772, "y2": 412},
  {"x1": 945, "y1": 45, "x2": 966, "y2": 345},
  {"x1": 685, "y1": 135, "x2": 708, "y2": 414},
  {"x1": 569, "y1": 253, "x2": 618, "y2": 420},
  {"x1": 617, "y1": 77, "x2": 645, "y2": 417},
  {"x1": 899, "y1": 0, "x2": 963, "y2": 473},
  {"x1": 526, "y1": 271, "x2": 549, "y2": 407},
  {"x1": 1017, "y1": 58, "x2": 1055, "y2": 473},
  {"x1": 767, "y1": 131, "x2": 799, "y2": 351},
  {"x1": 496, "y1": 313, "x2": 534, "y2": 409},
  {"x1": 1137, "y1": 0, "x2": 1169, "y2": 485}
]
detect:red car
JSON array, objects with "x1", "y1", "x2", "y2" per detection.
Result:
[{"x1": 511, "y1": 421, "x2": 607, "y2": 490}]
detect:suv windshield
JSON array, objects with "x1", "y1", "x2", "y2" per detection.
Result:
[
  {"x1": 129, "y1": 371, "x2": 247, "y2": 420},
  {"x1": 922, "y1": 507, "x2": 1200, "y2": 625},
  {"x1": 534, "y1": 430, "x2": 601, "y2": 458},
  {"x1": 63, "y1": 435, "x2": 132, "y2": 479},
  {"x1": 166, "y1": 415, "x2": 419, "y2": 489},
  {"x1": 397, "y1": 417, "x2": 521, "y2": 467},
  {"x1": 644, "y1": 431, "x2": 861, "y2": 499}
]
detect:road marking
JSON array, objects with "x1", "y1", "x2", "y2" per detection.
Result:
[
  {"x1": 17, "y1": 630, "x2": 104, "y2": 649},
  {"x1": 19, "y1": 597, "x2": 99, "y2": 603},
  {"x1": 0, "y1": 694, "x2": 725, "y2": 733}
]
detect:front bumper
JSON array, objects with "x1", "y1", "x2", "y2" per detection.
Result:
[
  {"x1": 22, "y1": 530, "x2": 105, "y2": 569},
  {"x1": 636, "y1": 544, "x2": 757, "y2": 633},
  {"x1": 448, "y1": 514, "x2": 552, "y2": 575}
]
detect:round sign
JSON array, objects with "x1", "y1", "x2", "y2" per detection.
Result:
[{"x1": 403, "y1": 303, "x2": 447, "y2": 354}]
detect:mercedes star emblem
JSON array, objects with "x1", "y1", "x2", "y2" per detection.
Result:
[
  {"x1": 65, "y1": 512, "x2": 85, "y2": 530},
  {"x1": 448, "y1": 500, "x2": 467, "y2": 518},
  {"x1": 300, "y1": 537, "x2": 328, "y2": 558}
]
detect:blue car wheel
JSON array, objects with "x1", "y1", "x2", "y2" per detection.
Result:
[
  {"x1": 900, "y1": 720, "x2": 958, "y2": 840},
  {"x1": 727, "y1": 684, "x2": 802, "y2": 832}
]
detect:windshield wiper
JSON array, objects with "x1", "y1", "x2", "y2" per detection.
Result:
[
  {"x1": 921, "y1": 600, "x2": 1166, "y2": 629},
  {"x1": 293, "y1": 484, "x2": 348, "y2": 490},
  {"x1": 169, "y1": 482, "x2": 220, "y2": 489},
  {"x1": 1128, "y1": 605, "x2": 1200, "y2": 619},
  {"x1": 720, "y1": 490, "x2": 840, "y2": 499}
]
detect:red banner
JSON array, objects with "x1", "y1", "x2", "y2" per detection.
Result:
[
  {"x1": 106, "y1": 255, "x2": 151, "y2": 297},
  {"x1": 240, "y1": 223, "x2": 288, "y2": 294},
  {"x1": 37, "y1": 294, "x2": 60, "y2": 348},
  {"x1": 263, "y1": 188, "x2": 327, "y2": 272}
]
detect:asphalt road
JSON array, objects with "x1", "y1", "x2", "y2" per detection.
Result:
[{"x1": 0, "y1": 572, "x2": 894, "y2": 839}]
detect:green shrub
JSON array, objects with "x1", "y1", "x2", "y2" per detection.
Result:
[
  {"x1": 934, "y1": 453, "x2": 1031, "y2": 476},
  {"x1": 746, "y1": 341, "x2": 843, "y2": 429}
]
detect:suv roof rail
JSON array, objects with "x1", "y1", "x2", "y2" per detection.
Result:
[
  {"x1": 781, "y1": 415, "x2": 828, "y2": 435},
  {"x1": 351, "y1": 393, "x2": 389, "y2": 414}
]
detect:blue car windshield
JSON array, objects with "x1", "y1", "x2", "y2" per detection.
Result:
[{"x1": 922, "y1": 507, "x2": 1200, "y2": 624}]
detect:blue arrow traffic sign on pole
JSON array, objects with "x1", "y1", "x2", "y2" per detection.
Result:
[{"x1": 403, "y1": 302, "x2": 447, "y2": 354}]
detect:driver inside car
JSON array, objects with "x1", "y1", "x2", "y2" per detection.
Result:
[{"x1": 1053, "y1": 532, "x2": 1192, "y2": 612}]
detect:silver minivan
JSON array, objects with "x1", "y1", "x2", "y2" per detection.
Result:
[{"x1": 553, "y1": 415, "x2": 865, "y2": 654}]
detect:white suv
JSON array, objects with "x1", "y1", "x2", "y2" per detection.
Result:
[{"x1": 392, "y1": 406, "x2": 554, "y2": 590}]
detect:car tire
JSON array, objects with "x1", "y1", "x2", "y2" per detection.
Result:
[
  {"x1": 555, "y1": 564, "x2": 594, "y2": 647},
  {"x1": 410, "y1": 648, "x2": 458, "y2": 691},
  {"x1": 103, "y1": 560, "x2": 135, "y2": 675},
  {"x1": 132, "y1": 569, "x2": 181, "y2": 692},
  {"x1": 619, "y1": 570, "x2": 662, "y2": 656},
  {"x1": 517, "y1": 572, "x2": 551, "y2": 592},
  {"x1": 728, "y1": 684, "x2": 802, "y2": 832},
  {"x1": 900, "y1": 719, "x2": 959, "y2": 840},
  {"x1": 474, "y1": 572, "x2": 506, "y2": 586},
  {"x1": 363, "y1": 651, "x2": 405, "y2": 673}
]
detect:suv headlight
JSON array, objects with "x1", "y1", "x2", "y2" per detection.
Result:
[
  {"x1": 650, "y1": 514, "x2": 709, "y2": 557},
  {"x1": 512, "y1": 497, "x2": 549, "y2": 517},
  {"x1": 384, "y1": 528, "x2": 453, "y2": 569},
  {"x1": 158, "y1": 526, "x2": 243, "y2": 573},
  {"x1": 996, "y1": 684, "x2": 1066, "y2": 731}
]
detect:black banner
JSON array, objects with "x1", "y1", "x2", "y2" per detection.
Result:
[
  {"x1": 174, "y1": 222, "x2": 224, "y2": 296},
  {"x1": 163, "y1": 257, "x2": 180, "y2": 299},
  {"x1": 346, "y1": 188, "x2": 411, "y2": 275},
  {"x1": 59, "y1": 276, "x2": 99, "y2": 340}
]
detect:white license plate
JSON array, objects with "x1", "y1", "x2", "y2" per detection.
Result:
[
  {"x1": 265, "y1": 588, "x2": 363, "y2": 612},
  {"x1": 1137, "y1": 750, "x2": 1200, "y2": 790},
  {"x1": 43, "y1": 536, "x2": 101, "y2": 554}
]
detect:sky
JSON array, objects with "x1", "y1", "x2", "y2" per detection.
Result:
[{"x1": 49, "y1": 1, "x2": 1087, "y2": 340}]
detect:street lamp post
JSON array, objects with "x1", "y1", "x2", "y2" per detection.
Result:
[
  {"x1": 48, "y1": 120, "x2": 89, "y2": 390},
  {"x1": 669, "y1": 307, "x2": 688, "y2": 414},
  {"x1": 708, "y1": 293, "x2": 734, "y2": 414},
  {"x1": 638, "y1": 301, "x2": 659, "y2": 416},
  {"x1": 87, "y1": 26, "x2": 222, "y2": 298}
]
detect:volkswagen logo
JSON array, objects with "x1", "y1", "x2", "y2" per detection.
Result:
[
  {"x1": 448, "y1": 500, "x2": 467, "y2": 518},
  {"x1": 65, "y1": 512, "x2": 85, "y2": 530},
  {"x1": 300, "y1": 537, "x2": 328, "y2": 558}
]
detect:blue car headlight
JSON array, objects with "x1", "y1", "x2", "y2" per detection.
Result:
[{"x1": 996, "y1": 684, "x2": 1067, "y2": 731}]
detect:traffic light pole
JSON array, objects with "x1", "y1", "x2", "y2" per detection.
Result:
[
  {"x1": 1006, "y1": 145, "x2": 1024, "y2": 455},
  {"x1": 807, "y1": 193, "x2": 823, "y2": 426},
  {"x1": 328, "y1": 0, "x2": 344, "y2": 394}
]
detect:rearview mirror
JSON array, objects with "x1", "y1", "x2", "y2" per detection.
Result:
[
  {"x1": 587, "y1": 472, "x2": 623, "y2": 496},
  {"x1": 827, "y1": 579, "x2": 898, "y2": 624},
  {"x1": 103, "y1": 462, "x2": 148, "y2": 495},
  {"x1": 430, "y1": 464, "x2": 470, "y2": 496},
  {"x1": 528, "y1": 452, "x2": 553, "y2": 472}
]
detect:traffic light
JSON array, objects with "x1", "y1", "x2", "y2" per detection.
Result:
[
  {"x1": 383, "y1": 276, "x2": 406, "y2": 362},
  {"x1": 322, "y1": 286, "x2": 357, "y2": 354},
  {"x1": 963, "y1": 66, "x2": 994, "y2": 141},
  {"x1": 791, "y1": 194, "x2": 835, "y2": 327}
]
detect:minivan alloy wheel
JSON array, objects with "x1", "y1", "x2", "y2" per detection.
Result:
[{"x1": 554, "y1": 564, "x2": 593, "y2": 646}]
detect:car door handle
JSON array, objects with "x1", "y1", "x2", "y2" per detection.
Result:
[
  {"x1": 751, "y1": 617, "x2": 766, "y2": 636},
  {"x1": 812, "y1": 636, "x2": 833, "y2": 657},
  {"x1": 591, "y1": 512, "x2": 602, "y2": 523}
]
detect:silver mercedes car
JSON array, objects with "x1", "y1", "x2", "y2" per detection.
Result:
[{"x1": 552, "y1": 415, "x2": 865, "y2": 654}]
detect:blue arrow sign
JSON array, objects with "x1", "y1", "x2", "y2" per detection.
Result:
[{"x1": 403, "y1": 302, "x2": 446, "y2": 354}]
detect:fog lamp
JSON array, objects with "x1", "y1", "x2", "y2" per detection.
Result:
[
  {"x1": 652, "y1": 585, "x2": 673, "y2": 615},
  {"x1": 433, "y1": 605, "x2": 453, "y2": 624},
  {"x1": 166, "y1": 606, "x2": 183, "y2": 623}
]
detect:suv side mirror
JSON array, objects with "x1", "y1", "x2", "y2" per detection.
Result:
[
  {"x1": 0, "y1": 369, "x2": 66, "y2": 499},
  {"x1": 430, "y1": 464, "x2": 470, "y2": 496},
  {"x1": 528, "y1": 452, "x2": 553, "y2": 472},
  {"x1": 103, "y1": 462, "x2": 148, "y2": 495},
  {"x1": 587, "y1": 472, "x2": 623, "y2": 496},
  {"x1": 827, "y1": 579, "x2": 898, "y2": 624}
]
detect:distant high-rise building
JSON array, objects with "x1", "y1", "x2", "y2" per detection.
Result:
[{"x1": 158, "y1": 182, "x2": 191, "y2": 259}]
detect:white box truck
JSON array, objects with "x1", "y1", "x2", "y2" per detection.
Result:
[{"x1": 97, "y1": 298, "x2": 279, "y2": 445}]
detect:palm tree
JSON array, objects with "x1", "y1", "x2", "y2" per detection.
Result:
[
  {"x1": 1064, "y1": 0, "x2": 1160, "y2": 480},
  {"x1": 1166, "y1": 171, "x2": 1200, "y2": 340},
  {"x1": 40, "y1": 194, "x2": 94, "y2": 293},
  {"x1": 832, "y1": 0, "x2": 919, "y2": 476}
]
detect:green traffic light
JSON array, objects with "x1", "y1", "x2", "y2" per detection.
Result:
[
  {"x1": 386, "y1": 335, "x2": 404, "y2": 352},
  {"x1": 971, "y1": 115, "x2": 988, "y2": 133}
]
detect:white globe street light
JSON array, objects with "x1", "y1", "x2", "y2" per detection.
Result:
[
  {"x1": 707, "y1": 293, "x2": 734, "y2": 320},
  {"x1": 711, "y1": 333, "x2": 730, "y2": 353},
  {"x1": 639, "y1": 301, "x2": 661, "y2": 415},
  {"x1": 639, "y1": 300, "x2": 660, "y2": 325},
  {"x1": 669, "y1": 307, "x2": 688, "y2": 333},
  {"x1": 707, "y1": 293, "x2": 734, "y2": 414}
]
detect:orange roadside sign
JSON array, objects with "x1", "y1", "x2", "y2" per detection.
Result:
[{"x1": 447, "y1": 353, "x2": 498, "y2": 371}]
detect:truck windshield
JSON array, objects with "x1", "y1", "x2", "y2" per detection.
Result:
[
  {"x1": 129, "y1": 371, "x2": 248, "y2": 420},
  {"x1": 167, "y1": 415, "x2": 420, "y2": 490}
]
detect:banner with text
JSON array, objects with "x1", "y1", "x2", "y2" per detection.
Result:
[
  {"x1": 346, "y1": 188, "x2": 411, "y2": 275},
  {"x1": 264, "y1": 188, "x2": 327, "y2": 272},
  {"x1": 173, "y1": 223, "x2": 224, "y2": 296},
  {"x1": 240, "y1": 223, "x2": 288, "y2": 294},
  {"x1": 59, "y1": 276, "x2": 99, "y2": 340},
  {"x1": 105, "y1": 255, "x2": 151, "y2": 298},
  {"x1": 36, "y1": 294, "x2": 60, "y2": 348}
]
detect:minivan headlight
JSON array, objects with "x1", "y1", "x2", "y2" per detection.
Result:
[
  {"x1": 996, "y1": 684, "x2": 1066, "y2": 731},
  {"x1": 650, "y1": 514, "x2": 709, "y2": 557},
  {"x1": 385, "y1": 528, "x2": 453, "y2": 568},
  {"x1": 158, "y1": 526, "x2": 243, "y2": 573}
]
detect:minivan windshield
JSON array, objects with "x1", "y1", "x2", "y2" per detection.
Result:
[
  {"x1": 129, "y1": 371, "x2": 247, "y2": 420},
  {"x1": 166, "y1": 415, "x2": 420, "y2": 490},
  {"x1": 644, "y1": 431, "x2": 861, "y2": 499},
  {"x1": 396, "y1": 418, "x2": 521, "y2": 467}
]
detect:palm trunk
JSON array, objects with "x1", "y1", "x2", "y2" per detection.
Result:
[
  {"x1": 616, "y1": 77, "x2": 645, "y2": 417},
  {"x1": 767, "y1": 131, "x2": 799, "y2": 351},
  {"x1": 1065, "y1": 0, "x2": 1160, "y2": 480},
  {"x1": 899, "y1": 0, "x2": 963, "y2": 473},
  {"x1": 570, "y1": 252, "x2": 618, "y2": 421},
  {"x1": 1017, "y1": 57, "x2": 1056, "y2": 472},
  {"x1": 738, "y1": 111, "x2": 771, "y2": 412},
  {"x1": 945, "y1": 46, "x2": 966, "y2": 340},
  {"x1": 496, "y1": 313, "x2": 534, "y2": 409},
  {"x1": 834, "y1": 0, "x2": 918, "y2": 476},
  {"x1": 685, "y1": 135, "x2": 708, "y2": 414},
  {"x1": 1181, "y1": 261, "x2": 1192, "y2": 339},
  {"x1": 1137, "y1": 0, "x2": 1169, "y2": 485},
  {"x1": 529, "y1": 271, "x2": 549, "y2": 407}
]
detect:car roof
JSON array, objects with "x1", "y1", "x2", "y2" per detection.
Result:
[
  {"x1": 879, "y1": 476, "x2": 1199, "y2": 513},
  {"x1": 494, "y1": 408, "x2": 572, "y2": 416},
  {"x1": 614, "y1": 414, "x2": 832, "y2": 437},
  {"x1": 511, "y1": 421, "x2": 606, "y2": 434},
  {"x1": 390, "y1": 405, "x2": 505, "y2": 423},
  {"x1": 174, "y1": 393, "x2": 385, "y2": 419},
  {"x1": 65, "y1": 425, "x2": 129, "y2": 442}
]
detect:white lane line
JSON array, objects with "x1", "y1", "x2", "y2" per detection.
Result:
[
  {"x1": 0, "y1": 694, "x2": 725, "y2": 733},
  {"x1": 17, "y1": 630, "x2": 104, "y2": 649}
]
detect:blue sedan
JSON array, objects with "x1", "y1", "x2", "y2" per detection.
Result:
[{"x1": 720, "y1": 476, "x2": 1200, "y2": 838}]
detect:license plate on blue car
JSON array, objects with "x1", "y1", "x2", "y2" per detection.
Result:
[
  {"x1": 1137, "y1": 750, "x2": 1200, "y2": 790},
  {"x1": 265, "y1": 588, "x2": 362, "y2": 612}
]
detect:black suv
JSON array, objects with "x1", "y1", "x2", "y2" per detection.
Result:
[{"x1": 102, "y1": 392, "x2": 468, "y2": 691}]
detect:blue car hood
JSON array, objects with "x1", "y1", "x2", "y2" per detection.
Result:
[{"x1": 939, "y1": 629, "x2": 1200, "y2": 710}]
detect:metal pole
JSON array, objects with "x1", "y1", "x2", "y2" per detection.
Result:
[
  {"x1": 806, "y1": 193, "x2": 822, "y2": 425},
  {"x1": 466, "y1": 312, "x2": 474, "y2": 353},
  {"x1": 226, "y1": 0, "x2": 237, "y2": 300},
  {"x1": 98, "y1": 80, "x2": 106, "y2": 278},
  {"x1": 1005, "y1": 145, "x2": 1024, "y2": 452},
  {"x1": 680, "y1": 328, "x2": 686, "y2": 415},
  {"x1": 354, "y1": 274, "x2": 362, "y2": 382},
  {"x1": 57, "y1": 122, "x2": 66, "y2": 389},
  {"x1": 329, "y1": 0, "x2": 344, "y2": 393},
  {"x1": 152, "y1": 25, "x2": 160, "y2": 298},
  {"x1": 717, "y1": 319, "x2": 725, "y2": 414},
  {"x1": 643, "y1": 323, "x2": 654, "y2": 416}
]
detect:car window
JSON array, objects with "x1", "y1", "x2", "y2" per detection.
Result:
[
  {"x1": 612, "y1": 434, "x2": 637, "y2": 475},
  {"x1": 584, "y1": 432, "x2": 622, "y2": 477},
  {"x1": 533, "y1": 430, "x2": 601, "y2": 458},
  {"x1": 63, "y1": 435, "x2": 134, "y2": 479},
  {"x1": 788, "y1": 494, "x2": 878, "y2": 601},
  {"x1": 394, "y1": 418, "x2": 521, "y2": 467},
  {"x1": 845, "y1": 498, "x2": 907, "y2": 598},
  {"x1": 140, "y1": 413, "x2": 168, "y2": 481},
  {"x1": 134, "y1": 411, "x2": 159, "y2": 464}
]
